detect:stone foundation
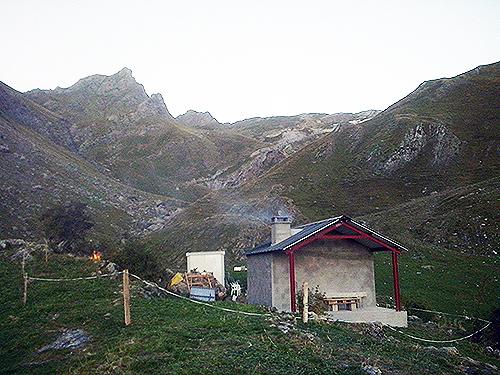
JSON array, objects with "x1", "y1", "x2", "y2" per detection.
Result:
[{"x1": 326, "y1": 306, "x2": 408, "y2": 327}]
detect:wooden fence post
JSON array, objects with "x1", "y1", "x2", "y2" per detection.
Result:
[
  {"x1": 123, "y1": 269, "x2": 131, "y2": 326},
  {"x1": 302, "y1": 281, "x2": 309, "y2": 323},
  {"x1": 44, "y1": 238, "x2": 49, "y2": 263},
  {"x1": 23, "y1": 273, "x2": 28, "y2": 305},
  {"x1": 21, "y1": 252, "x2": 25, "y2": 275}
]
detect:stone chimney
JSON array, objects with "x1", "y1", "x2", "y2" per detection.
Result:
[{"x1": 271, "y1": 216, "x2": 292, "y2": 245}]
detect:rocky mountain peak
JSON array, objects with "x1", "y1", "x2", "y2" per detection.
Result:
[
  {"x1": 151, "y1": 93, "x2": 166, "y2": 106},
  {"x1": 136, "y1": 92, "x2": 174, "y2": 119},
  {"x1": 105, "y1": 68, "x2": 144, "y2": 94},
  {"x1": 176, "y1": 110, "x2": 221, "y2": 128},
  {"x1": 117, "y1": 67, "x2": 133, "y2": 77}
]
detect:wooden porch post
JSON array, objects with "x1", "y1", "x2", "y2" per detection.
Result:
[
  {"x1": 392, "y1": 252, "x2": 401, "y2": 311},
  {"x1": 288, "y1": 250, "x2": 297, "y2": 313}
]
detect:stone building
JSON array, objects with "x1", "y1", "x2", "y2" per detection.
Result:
[{"x1": 246, "y1": 215, "x2": 408, "y2": 327}]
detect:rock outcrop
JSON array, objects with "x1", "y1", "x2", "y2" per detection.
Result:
[{"x1": 176, "y1": 110, "x2": 221, "y2": 128}]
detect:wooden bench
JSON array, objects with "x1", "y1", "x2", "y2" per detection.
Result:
[{"x1": 324, "y1": 292, "x2": 368, "y2": 311}]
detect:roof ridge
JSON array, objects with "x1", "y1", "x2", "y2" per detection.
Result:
[
  {"x1": 246, "y1": 215, "x2": 408, "y2": 255},
  {"x1": 295, "y1": 215, "x2": 345, "y2": 228}
]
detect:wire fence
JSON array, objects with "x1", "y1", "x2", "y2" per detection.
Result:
[
  {"x1": 27, "y1": 273, "x2": 122, "y2": 282},
  {"x1": 128, "y1": 272, "x2": 270, "y2": 317},
  {"x1": 23, "y1": 270, "x2": 493, "y2": 343},
  {"x1": 383, "y1": 321, "x2": 492, "y2": 344}
]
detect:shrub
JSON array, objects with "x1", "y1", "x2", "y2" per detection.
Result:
[
  {"x1": 111, "y1": 242, "x2": 162, "y2": 281},
  {"x1": 297, "y1": 285, "x2": 329, "y2": 315},
  {"x1": 40, "y1": 202, "x2": 94, "y2": 255}
]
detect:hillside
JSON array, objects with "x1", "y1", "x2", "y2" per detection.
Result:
[
  {"x1": 0, "y1": 82, "x2": 185, "y2": 243},
  {"x1": 189, "y1": 111, "x2": 379, "y2": 189},
  {"x1": 1, "y1": 248, "x2": 498, "y2": 374},
  {"x1": 147, "y1": 62, "x2": 499, "y2": 261},
  {"x1": 142, "y1": 63, "x2": 499, "y2": 320},
  {"x1": 251, "y1": 62, "x2": 499, "y2": 218},
  {"x1": 25, "y1": 69, "x2": 380, "y2": 196},
  {"x1": 25, "y1": 68, "x2": 262, "y2": 201},
  {"x1": 1, "y1": 68, "x2": 380, "y2": 242},
  {"x1": 0, "y1": 81, "x2": 76, "y2": 151}
]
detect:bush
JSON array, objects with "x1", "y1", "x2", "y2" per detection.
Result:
[
  {"x1": 40, "y1": 202, "x2": 94, "y2": 255},
  {"x1": 472, "y1": 308, "x2": 500, "y2": 347},
  {"x1": 297, "y1": 285, "x2": 329, "y2": 315},
  {"x1": 111, "y1": 242, "x2": 162, "y2": 281}
]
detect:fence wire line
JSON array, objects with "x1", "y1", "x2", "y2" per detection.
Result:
[
  {"x1": 26, "y1": 271, "x2": 494, "y2": 342},
  {"x1": 383, "y1": 321, "x2": 492, "y2": 344},
  {"x1": 128, "y1": 273, "x2": 271, "y2": 317},
  {"x1": 27, "y1": 272, "x2": 123, "y2": 282},
  {"x1": 408, "y1": 307, "x2": 491, "y2": 323}
]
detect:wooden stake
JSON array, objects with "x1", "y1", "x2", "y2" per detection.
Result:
[
  {"x1": 22, "y1": 273, "x2": 28, "y2": 305},
  {"x1": 44, "y1": 238, "x2": 49, "y2": 263},
  {"x1": 21, "y1": 252, "x2": 25, "y2": 275},
  {"x1": 302, "y1": 281, "x2": 309, "y2": 324},
  {"x1": 123, "y1": 269, "x2": 131, "y2": 326}
]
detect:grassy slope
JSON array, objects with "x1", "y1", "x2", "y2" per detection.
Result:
[
  {"x1": 141, "y1": 63, "x2": 499, "y2": 322},
  {"x1": 247, "y1": 62, "x2": 499, "y2": 219},
  {"x1": 0, "y1": 115, "x2": 184, "y2": 244},
  {"x1": 368, "y1": 178, "x2": 499, "y2": 319},
  {"x1": 1, "y1": 250, "x2": 498, "y2": 375},
  {"x1": 77, "y1": 113, "x2": 265, "y2": 201}
]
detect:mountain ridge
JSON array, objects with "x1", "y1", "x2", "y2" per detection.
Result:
[
  {"x1": 143, "y1": 61, "x2": 499, "y2": 269},
  {"x1": 1, "y1": 63, "x2": 498, "y2": 263}
]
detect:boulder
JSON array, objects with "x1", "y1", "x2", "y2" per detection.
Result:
[
  {"x1": 38, "y1": 329, "x2": 89, "y2": 353},
  {"x1": 11, "y1": 249, "x2": 32, "y2": 261},
  {"x1": 365, "y1": 322, "x2": 385, "y2": 341},
  {"x1": 442, "y1": 346, "x2": 459, "y2": 356},
  {"x1": 408, "y1": 315, "x2": 422, "y2": 323},
  {"x1": 100, "y1": 261, "x2": 118, "y2": 274},
  {"x1": 1, "y1": 239, "x2": 27, "y2": 249},
  {"x1": 362, "y1": 364, "x2": 382, "y2": 375},
  {"x1": 424, "y1": 346, "x2": 459, "y2": 356}
]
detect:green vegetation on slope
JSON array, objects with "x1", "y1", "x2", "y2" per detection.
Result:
[
  {"x1": 1, "y1": 250, "x2": 498, "y2": 374},
  {"x1": 374, "y1": 245, "x2": 498, "y2": 320},
  {"x1": 248, "y1": 62, "x2": 499, "y2": 220},
  {"x1": 24, "y1": 69, "x2": 263, "y2": 201}
]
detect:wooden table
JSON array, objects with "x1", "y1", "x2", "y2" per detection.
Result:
[{"x1": 324, "y1": 292, "x2": 367, "y2": 311}]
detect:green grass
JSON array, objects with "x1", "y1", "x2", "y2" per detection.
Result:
[
  {"x1": 374, "y1": 245, "x2": 499, "y2": 320},
  {"x1": 1, "y1": 250, "x2": 499, "y2": 374}
]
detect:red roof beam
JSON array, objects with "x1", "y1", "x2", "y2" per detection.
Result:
[
  {"x1": 340, "y1": 222, "x2": 401, "y2": 254},
  {"x1": 288, "y1": 223, "x2": 343, "y2": 253},
  {"x1": 321, "y1": 234, "x2": 365, "y2": 240}
]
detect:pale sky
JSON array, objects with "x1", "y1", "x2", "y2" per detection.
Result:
[{"x1": 1, "y1": 0, "x2": 499, "y2": 123}]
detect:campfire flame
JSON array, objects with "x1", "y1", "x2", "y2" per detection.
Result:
[{"x1": 90, "y1": 251, "x2": 102, "y2": 262}]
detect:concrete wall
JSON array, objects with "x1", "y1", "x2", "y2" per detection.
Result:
[
  {"x1": 247, "y1": 253, "x2": 273, "y2": 307},
  {"x1": 271, "y1": 252, "x2": 291, "y2": 311},
  {"x1": 271, "y1": 240, "x2": 377, "y2": 312}
]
